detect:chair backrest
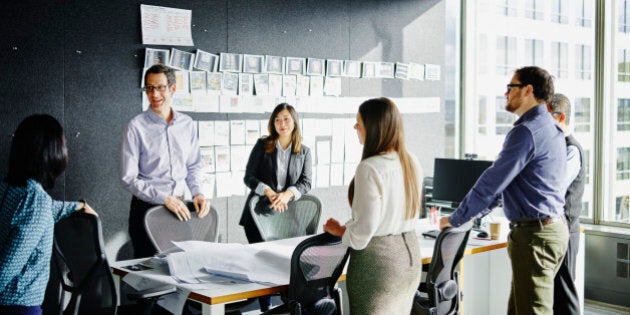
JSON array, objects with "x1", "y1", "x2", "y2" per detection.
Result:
[
  {"x1": 287, "y1": 233, "x2": 350, "y2": 312},
  {"x1": 52, "y1": 212, "x2": 117, "y2": 315},
  {"x1": 249, "y1": 194, "x2": 322, "y2": 241},
  {"x1": 425, "y1": 222, "x2": 472, "y2": 315},
  {"x1": 144, "y1": 202, "x2": 219, "y2": 252}
]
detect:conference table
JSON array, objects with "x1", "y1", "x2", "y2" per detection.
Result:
[{"x1": 110, "y1": 220, "x2": 515, "y2": 315}]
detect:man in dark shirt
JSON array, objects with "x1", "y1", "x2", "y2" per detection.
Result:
[
  {"x1": 548, "y1": 93, "x2": 585, "y2": 315},
  {"x1": 440, "y1": 66, "x2": 568, "y2": 315}
]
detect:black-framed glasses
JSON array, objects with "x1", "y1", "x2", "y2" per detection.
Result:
[
  {"x1": 506, "y1": 83, "x2": 525, "y2": 92},
  {"x1": 142, "y1": 84, "x2": 170, "y2": 93}
]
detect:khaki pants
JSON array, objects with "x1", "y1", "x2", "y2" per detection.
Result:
[{"x1": 507, "y1": 220, "x2": 569, "y2": 315}]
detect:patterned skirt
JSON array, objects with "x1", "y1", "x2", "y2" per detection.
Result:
[{"x1": 346, "y1": 231, "x2": 422, "y2": 315}]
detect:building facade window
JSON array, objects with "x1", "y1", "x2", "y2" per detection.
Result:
[
  {"x1": 552, "y1": 41, "x2": 569, "y2": 78},
  {"x1": 618, "y1": 147, "x2": 630, "y2": 181},
  {"x1": 525, "y1": 38, "x2": 544, "y2": 66},
  {"x1": 618, "y1": 99, "x2": 630, "y2": 132},
  {"x1": 576, "y1": 44, "x2": 592, "y2": 80},
  {"x1": 576, "y1": 0, "x2": 594, "y2": 28},
  {"x1": 619, "y1": 49, "x2": 630, "y2": 82},
  {"x1": 525, "y1": 0, "x2": 545, "y2": 21},
  {"x1": 495, "y1": 95, "x2": 514, "y2": 135},
  {"x1": 497, "y1": 0, "x2": 518, "y2": 17},
  {"x1": 551, "y1": 0, "x2": 569, "y2": 24},
  {"x1": 496, "y1": 36, "x2": 517, "y2": 75},
  {"x1": 574, "y1": 97, "x2": 591, "y2": 133},
  {"x1": 619, "y1": 0, "x2": 630, "y2": 33}
]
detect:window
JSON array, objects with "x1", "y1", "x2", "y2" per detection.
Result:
[
  {"x1": 478, "y1": 96, "x2": 488, "y2": 135},
  {"x1": 495, "y1": 96, "x2": 514, "y2": 135},
  {"x1": 617, "y1": 195, "x2": 630, "y2": 223},
  {"x1": 551, "y1": 0, "x2": 569, "y2": 24},
  {"x1": 619, "y1": 99, "x2": 630, "y2": 131},
  {"x1": 576, "y1": 0, "x2": 594, "y2": 28},
  {"x1": 619, "y1": 0, "x2": 630, "y2": 33},
  {"x1": 574, "y1": 97, "x2": 591, "y2": 132},
  {"x1": 525, "y1": 0, "x2": 544, "y2": 20},
  {"x1": 497, "y1": 0, "x2": 518, "y2": 17},
  {"x1": 619, "y1": 49, "x2": 630, "y2": 82},
  {"x1": 464, "y1": 1, "x2": 595, "y2": 222},
  {"x1": 617, "y1": 148, "x2": 630, "y2": 181},
  {"x1": 551, "y1": 41, "x2": 569, "y2": 79},
  {"x1": 525, "y1": 39, "x2": 544, "y2": 66},
  {"x1": 496, "y1": 36, "x2": 517, "y2": 75},
  {"x1": 576, "y1": 44, "x2": 592, "y2": 80}
]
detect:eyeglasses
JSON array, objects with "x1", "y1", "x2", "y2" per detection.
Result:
[
  {"x1": 142, "y1": 84, "x2": 170, "y2": 93},
  {"x1": 506, "y1": 83, "x2": 525, "y2": 93}
]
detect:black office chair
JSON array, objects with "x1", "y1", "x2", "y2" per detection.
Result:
[
  {"x1": 249, "y1": 194, "x2": 322, "y2": 241},
  {"x1": 144, "y1": 201, "x2": 219, "y2": 253},
  {"x1": 262, "y1": 232, "x2": 350, "y2": 315},
  {"x1": 411, "y1": 221, "x2": 473, "y2": 315},
  {"x1": 51, "y1": 212, "x2": 175, "y2": 315}
]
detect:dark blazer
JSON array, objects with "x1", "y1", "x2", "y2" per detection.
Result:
[{"x1": 240, "y1": 137, "x2": 312, "y2": 226}]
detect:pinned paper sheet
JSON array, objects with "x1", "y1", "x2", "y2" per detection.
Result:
[{"x1": 140, "y1": 5, "x2": 194, "y2": 46}]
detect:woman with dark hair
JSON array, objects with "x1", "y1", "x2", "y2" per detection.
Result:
[
  {"x1": 0, "y1": 114, "x2": 97, "y2": 315},
  {"x1": 241, "y1": 103, "x2": 312, "y2": 311},
  {"x1": 324, "y1": 97, "x2": 423, "y2": 314}
]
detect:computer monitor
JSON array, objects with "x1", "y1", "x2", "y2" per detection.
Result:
[{"x1": 431, "y1": 158, "x2": 493, "y2": 207}]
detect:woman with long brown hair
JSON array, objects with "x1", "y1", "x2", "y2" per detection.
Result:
[{"x1": 324, "y1": 97, "x2": 423, "y2": 314}]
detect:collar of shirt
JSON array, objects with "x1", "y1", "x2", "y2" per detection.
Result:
[
  {"x1": 513, "y1": 103, "x2": 547, "y2": 126},
  {"x1": 145, "y1": 108, "x2": 179, "y2": 125}
]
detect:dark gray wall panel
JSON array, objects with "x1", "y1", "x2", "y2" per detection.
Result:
[{"x1": 0, "y1": 0, "x2": 449, "y2": 261}]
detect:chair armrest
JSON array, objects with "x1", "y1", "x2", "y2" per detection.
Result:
[{"x1": 127, "y1": 285, "x2": 177, "y2": 300}]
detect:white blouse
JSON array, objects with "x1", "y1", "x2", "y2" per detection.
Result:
[{"x1": 342, "y1": 151, "x2": 423, "y2": 250}]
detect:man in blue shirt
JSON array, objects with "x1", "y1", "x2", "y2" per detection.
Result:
[
  {"x1": 121, "y1": 64, "x2": 210, "y2": 258},
  {"x1": 440, "y1": 66, "x2": 569, "y2": 315}
]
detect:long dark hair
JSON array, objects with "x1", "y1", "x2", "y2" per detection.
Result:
[
  {"x1": 348, "y1": 98, "x2": 421, "y2": 219},
  {"x1": 265, "y1": 103, "x2": 302, "y2": 154},
  {"x1": 6, "y1": 114, "x2": 68, "y2": 189}
]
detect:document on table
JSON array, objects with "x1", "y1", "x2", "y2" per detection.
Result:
[{"x1": 164, "y1": 240, "x2": 293, "y2": 285}]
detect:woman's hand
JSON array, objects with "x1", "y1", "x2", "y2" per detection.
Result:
[
  {"x1": 270, "y1": 191, "x2": 293, "y2": 212},
  {"x1": 323, "y1": 218, "x2": 346, "y2": 237},
  {"x1": 78, "y1": 201, "x2": 98, "y2": 217}
]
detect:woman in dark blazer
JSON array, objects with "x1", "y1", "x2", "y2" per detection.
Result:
[
  {"x1": 241, "y1": 103, "x2": 312, "y2": 311},
  {"x1": 241, "y1": 103, "x2": 312, "y2": 244}
]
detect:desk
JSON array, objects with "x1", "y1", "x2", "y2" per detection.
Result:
[{"x1": 111, "y1": 224, "x2": 513, "y2": 315}]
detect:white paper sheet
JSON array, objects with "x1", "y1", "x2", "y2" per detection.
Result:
[
  {"x1": 230, "y1": 120, "x2": 246, "y2": 145},
  {"x1": 140, "y1": 5, "x2": 194, "y2": 46}
]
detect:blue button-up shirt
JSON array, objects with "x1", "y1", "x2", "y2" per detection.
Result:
[
  {"x1": 120, "y1": 109, "x2": 204, "y2": 204},
  {"x1": 449, "y1": 104, "x2": 567, "y2": 227},
  {"x1": 0, "y1": 179, "x2": 78, "y2": 306}
]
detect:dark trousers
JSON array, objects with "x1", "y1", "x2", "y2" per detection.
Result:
[
  {"x1": 553, "y1": 229, "x2": 580, "y2": 315},
  {"x1": 129, "y1": 196, "x2": 159, "y2": 258},
  {"x1": 243, "y1": 219, "x2": 271, "y2": 310},
  {"x1": 0, "y1": 306, "x2": 42, "y2": 315}
]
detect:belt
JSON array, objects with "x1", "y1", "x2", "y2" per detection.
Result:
[{"x1": 509, "y1": 216, "x2": 563, "y2": 229}]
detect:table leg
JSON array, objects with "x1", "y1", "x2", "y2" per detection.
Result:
[
  {"x1": 201, "y1": 303, "x2": 225, "y2": 315},
  {"x1": 112, "y1": 273, "x2": 121, "y2": 306}
]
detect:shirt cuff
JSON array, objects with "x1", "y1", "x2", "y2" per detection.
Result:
[
  {"x1": 255, "y1": 183, "x2": 271, "y2": 196},
  {"x1": 287, "y1": 186, "x2": 301, "y2": 200}
]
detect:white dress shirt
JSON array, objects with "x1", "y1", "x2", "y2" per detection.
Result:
[{"x1": 342, "y1": 151, "x2": 423, "y2": 250}]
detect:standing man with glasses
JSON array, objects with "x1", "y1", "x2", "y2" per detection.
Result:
[
  {"x1": 548, "y1": 94, "x2": 584, "y2": 315},
  {"x1": 440, "y1": 66, "x2": 569, "y2": 315},
  {"x1": 121, "y1": 64, "x2": 210, "y2": 258}
]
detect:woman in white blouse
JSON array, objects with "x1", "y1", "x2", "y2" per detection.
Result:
[{"x1": 324, "y1": 97, "x2": 423, "y2": 314}]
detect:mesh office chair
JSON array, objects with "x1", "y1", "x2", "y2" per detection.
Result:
[
  {"x1": 52, "y1": 212, "x2": 175, "y2": 315},
  {"x1": 144, "y1": 201, "x2": 219, "y2": 252},
  {"x1": 249, "y1": 194, "x2": 322, "y2": 241},
  {"x1": 262, "y1": 232, "x2": 350, "y2": 315},
  {"x1": 411, "y1": 221, "x2": 473, "y2": 315},
  {"x1": 143, "y1": 202, "x2": 252, "y2": 314}
]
